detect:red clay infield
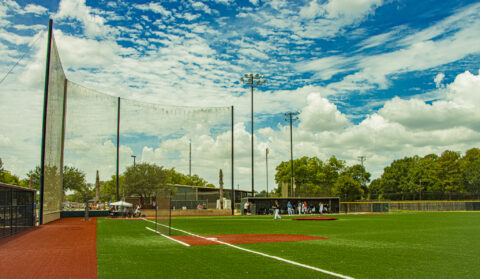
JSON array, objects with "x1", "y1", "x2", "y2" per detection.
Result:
[
  {"x1": 0, "y1": 217, "x2": 97, "y2": 279},
  {"x1": 292, "y1": 216, "x2": 338, "y2": 221},
  {"x1": 171, "y1": 234, "x2": 328, "y2": 246}
]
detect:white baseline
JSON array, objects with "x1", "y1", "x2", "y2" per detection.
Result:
[{"x1": 143, "y1": 218, "x2": 354, "y2": 279}]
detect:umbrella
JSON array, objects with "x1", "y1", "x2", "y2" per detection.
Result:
[{"x1": 110, "y1": 201, "x2": 133, "y2": 207}]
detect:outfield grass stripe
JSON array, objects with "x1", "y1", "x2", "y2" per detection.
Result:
[
  {"x1": 143, "y1": 218, "x2": 354, "y2": 279},
  {"x1": 145, "y1": 227, "x2": 191, "y2": 247}
]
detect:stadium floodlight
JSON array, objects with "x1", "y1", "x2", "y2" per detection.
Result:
[
  {"x1": 131, "y1": 154, "x2": 136, "y2": 167},
  {"x1": 240, "y1": 73, "x2": 266, "y2": 197},
  {"x1": 284, "y1": 112, "x2": 299, "y2": 197}
]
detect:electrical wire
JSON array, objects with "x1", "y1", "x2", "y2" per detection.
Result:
[{"x1": 0, "y1": 32, "x2": 44, "y2": 86}]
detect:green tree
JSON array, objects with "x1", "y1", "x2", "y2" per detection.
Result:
[
  {"x1": 101, "y1": 175, "x2": 125, "y2": 202},
  {"x1": 342, "y1": 164, "x2": 370, "y2": 195},
  {"x1": 380, "y1": 156, "x2": 416, "y2": 199},
  {"x1": 274, "y1": 156, "x2": 369, "y2": 197},
  {"x1": 65, "y1": 183, "x2": 95, "y2": 202},
  {"x1": 165, "y1": 168, "x2": 210, "y2": 186},
  {"x1": 434, "y1": 150, "x2": 462, "y2": 199},
  {"x1": 405, "y1": 154, "x2": 438, "y2": 199},
  {"x1": 332, "y1": 175, "x2": 363, "y2": 201},
  {"x1": 63, "y1": 166, "x2": 87, "y2": 193},
  {"x1": 460, "y1": 148, "x2": 480, "y2": 194},
  {"x1": 124, "y1": 162, "x2": 169, "y2": 206},
  {"x1": 0, "y1": 159, "x2": 23, "y2": 186},
  {"x1": 23, "y1": 166, "x2": 41, "y2": 190},
  {"x1": 368, "y1": 178, "x2": 383, "y2": 199}
]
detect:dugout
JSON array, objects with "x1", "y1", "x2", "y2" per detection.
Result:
[
  {"x1": 0, "y1": 182, "x2": 36, "y2": 238},
  {"x1": 241, "y1": 197, "x2": 340, "y2": 215}
]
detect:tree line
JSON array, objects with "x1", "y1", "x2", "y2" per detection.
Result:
[
  {"x1": 273, "y1": 156, "x2": 370, "y2": 201},
  {"x1": 369, "y1": 148, "x2": 480, "y2": 200},
  {"x1": 272, "y1": 148, "x2": 480, "y2": 201},
  {"x1": 2, "y1": 147, "x2": 480, "y2": 202},
  {"x1": 0, "y1": 159, "x2": 213, "y2": 204}
]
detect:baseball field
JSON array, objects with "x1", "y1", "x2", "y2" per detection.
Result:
[{"x1": 96, "y1": 212, "x2": 479, "y2": 278}]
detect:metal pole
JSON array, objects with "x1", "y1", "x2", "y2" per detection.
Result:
[
  {"x1": 189, "y1": 139, "x2": 192, "y2": 177},
  {"x1": 289, "y1": 113, "x2": 294, "y2": 197},
  {"x1": 39, "y1": 19, "x2": 53, "y2": 225},
  {"x1": 251, "y1": 84, "x2": 254, "y2": 197},
  {"x1": 131, "y1": 155, "x2": 136, "y2": 167},
  {"x1": 266, "y1": 148, "x2": 269, "y2": 198},
  {"x1": 154, "y1": 198, "x2": 157, "y2": 233},
  {"x1": 231, "y1": 106, "x2": 235, "y2": 215},
  {"x1": 60, "y1": 79, "x2": 68, "y2": 211},
  {"x1": 116, "y1": 97, "x2": 120, "y2": 201}
]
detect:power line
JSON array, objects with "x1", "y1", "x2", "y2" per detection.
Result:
[{"x1": 0, "y1": 33, "x2": 44, "y2": 86}]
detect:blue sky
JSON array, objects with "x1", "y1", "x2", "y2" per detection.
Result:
[{"x1": 1, "y1": 0, "x2": 480, "y2": 191}]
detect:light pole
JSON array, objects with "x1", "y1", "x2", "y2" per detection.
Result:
[
  {"x1": 284, "y1": 112, "x2": 298, "y2": 197},
  {"x1": 240, "y1": 73, "x2": 266, "y2": 197},
  {"x1": 189, "y1": 139, "x2": 192, "y2": 177},
  {"x1": 131, "y1": 155, "x2": 136, "y2": 167},
  {"x1": 266, "y1": 147, "x2": 269, "y2": 198},
  {"x1": 358, "y1": 155, "x2": 366, "y2": 194}
]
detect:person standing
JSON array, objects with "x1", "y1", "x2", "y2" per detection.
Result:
[
  {"x1": 244, "y1": 201, "x2": 249, "y2": 215},
  {"x1": 287, "y1": 201, "x2": 293, "y2": 215},
  {"x1": 135, "y1": 204, "x2": 141, "y2": 217},
  {"x1": 273, "y1": 200, "x2": 282, "y2": 220},
  {"x1": 297, "y1": 201, "x2": 302, "y2": 215},
  {"x1": 319, "y1": 202, "x2": 324, "y2": 215}
]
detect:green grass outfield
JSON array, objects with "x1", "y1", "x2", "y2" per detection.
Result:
[{"x1": 97, "y1": 212, "x2": 480, "y2": 279}]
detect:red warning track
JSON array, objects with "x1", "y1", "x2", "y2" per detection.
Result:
[
  {"x1": 292, "y1": 216, "x2": 338, "y2": 221},
  {"x1": 171, "y1": 234, "x2": 328, "y2": 246},
  {"x1": 0, "y1": 217, "x2": 97, "y2": 279}
]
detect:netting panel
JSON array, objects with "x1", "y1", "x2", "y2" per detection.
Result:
[
  {"x1": 43, "y1": 36, "x2": 66, "y2": 222},
  {"x1": 155, "y1": 190, "x2": 171, "y2": 235},
  {"x1": 64, "y1": 81, "x2": 118, "y2": 185},
  {"x1": 120, "y1": 99, "x2": 232, "y2": 188}
]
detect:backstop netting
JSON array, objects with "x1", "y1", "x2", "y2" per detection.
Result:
[
  {"x1": 119, "y1": 98, "x2": 232, "y2": 191},
  {"x1": 63, "y1": 82, "x2": 118, "y2": 191},
  {"x1": 1, "y1": 24, "x2": 233, "y2": 225},
  {"x1": 42, "y1": 34, "x2": 66, "y2": 224},
  {"x1": 49, "y1": 27, "x2": 232, "y2": 221}
]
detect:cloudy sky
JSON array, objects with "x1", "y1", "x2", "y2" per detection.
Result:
[{"x1": 1, "y1": 0, "x2": 480, "y2": 193}]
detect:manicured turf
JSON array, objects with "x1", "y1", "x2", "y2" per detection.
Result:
[{"x1": 97, "y1": 212, "x2": 480, "y2": 278}]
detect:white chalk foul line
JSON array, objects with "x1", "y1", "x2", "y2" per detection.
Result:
[
  {"x1": 145, "y1": 226, "x2": 190, "y2": 247},
  {"x1": 142, "y1": 218, "x2": 354, "y2": 279}
]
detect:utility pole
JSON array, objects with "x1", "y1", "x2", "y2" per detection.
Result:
[
  {"x1": 358, "y1": 156, "x2": 366, "y2": 168},
  {"x1": 240, "y1": 73, "x2": 266, "y2": 197},
  {"x1": 358, "y1": 156, "x2": 366, "y2": 198},
  {"x1": 189, "y1": 139, "x2": 192, "y2": 177},
  {"x1": 131, "y1": 155, "x2": 136, "y2": 167},
  {"x1": 284, "y1": 112, "x2": 298, "y2": 197},
  {"x1": 266, "y1": 147, "x2": 269, "y2": 198}
]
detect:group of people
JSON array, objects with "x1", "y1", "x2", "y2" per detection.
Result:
[
  {"x1": 109, "y1": 205, "x2": 142, "y2": 218},
  {"x1": 123, "y1": 205, "x2": 142, "y2": 218},
  {"x1": 273, "y1": 200, "x2": 329, "y2": 219},
  {"x1": 292, "y1": 201, "x2": 328, "y2": 215}
]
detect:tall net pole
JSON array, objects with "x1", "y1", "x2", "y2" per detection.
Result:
[
  {"x1": 231, "y1": 106, "x2": 234, "y2": 215},
  {"x1": 116, "y1": 97, "x2": 120, "y2": 201},
  {"x1": 39, "y1": 19, "x2": 53, "y2": 225}
]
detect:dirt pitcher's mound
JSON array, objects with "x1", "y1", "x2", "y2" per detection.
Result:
[
  {"x1": 292, "y1": 216, "x2": 338, "y2": 221},
  {"x1": 171, "y1": 234, "x2": 328, "y2": 246}
]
